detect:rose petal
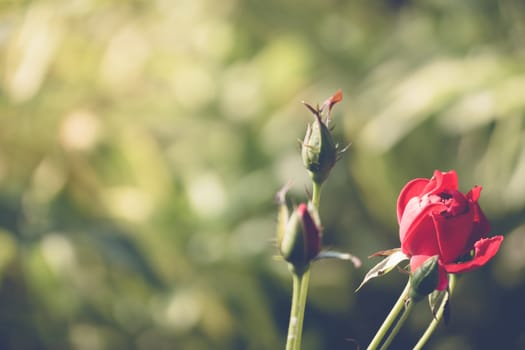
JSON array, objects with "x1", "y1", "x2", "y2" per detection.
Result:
[
  {"x1": 432, "y1": 209, "x2": 475, "y2": 264},
  {"x1": 397, "y1": 178, "x2": 429, "y2": 223},
  {"x1": 421, "y1": 173, "x2": 439, "y2": 195},
  {"x1": 443, "y1": 236, "x2": 504, "y2": 274},
  {"x1": 467, "y1": 185, "x2": 482, "y2": 202},
  {"x1": 436, "y1": 267, "x2": 449, "y2": 290},
  {"x1": 297, "y1": 204, "x2": 321, "y2": 261},
  {"x1": 410, "y1": 254, "x2": 430, "y2": 271},
  {"x1": 440, "y1": 170, "x2": 459, "y2": 190},
  {"x1": 466, "y1": 202, "x2": 491, "y2": 246},
  {"x1": 400, "y1": 199, "x2": 443, "y2": 256},
  {"x1": 423, "y1": 170, "x2": 458, "y2": 196}
]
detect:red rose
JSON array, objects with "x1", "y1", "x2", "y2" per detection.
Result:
[{"x1": 397, "y1": 170, "x2": 504, "y2": 290}]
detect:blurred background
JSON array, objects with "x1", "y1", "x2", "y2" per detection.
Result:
[{"x1": 1, "y1": 0, "x2": 525, "y2": 349}]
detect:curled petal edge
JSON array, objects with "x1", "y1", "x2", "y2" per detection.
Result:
[{"x1": 443, "y1": 236, "x2": 504, "y2": 274}]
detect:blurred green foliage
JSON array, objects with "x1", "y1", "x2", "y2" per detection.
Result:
[{"x1": 1, "y1": 0, "x2": 525, "y2": 349}]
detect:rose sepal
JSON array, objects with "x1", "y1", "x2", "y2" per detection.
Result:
[{"x1": 356, "y1": 249, "x2": 409, "y2": 291}]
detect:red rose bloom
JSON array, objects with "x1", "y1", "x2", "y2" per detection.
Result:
[{"x1": 397, "y1": 170, "x2": 504, "y2": 290}]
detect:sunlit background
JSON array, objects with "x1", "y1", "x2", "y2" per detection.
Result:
[{"x1": 1, "y1": 0, "x2": 525, "y2": 349}]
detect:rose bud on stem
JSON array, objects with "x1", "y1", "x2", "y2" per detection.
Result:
[
  {"x1": 280, "y1": 203, "x2": 321, "y2": 275},
  {"x1": 301, "y1": 89, "x2": 346, "y2": 187},
  {"x1": 277, "y1": 90, "x2": 360, "y2": 350}
]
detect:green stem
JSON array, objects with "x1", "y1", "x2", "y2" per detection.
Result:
[
  {"x1": 285, "y1": 269, "x2": 311, "y2": 350},
  {"x1": 285, "y1": 181, "x2": 320, "y2": 350},
  {"x1": 413, "y1": 274, "x2": 456, "y2": 350},
  {"x1": 311, "y1": 182, "x2": 323, "y2": 209},
  {"x1": 367, "y1": 279, "x2": 411, "y2": 350},
  {"x1": 379, "y1": 299, "x2": 413, "y2": 350}
]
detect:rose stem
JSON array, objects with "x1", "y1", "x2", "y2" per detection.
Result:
[
  {"x1": 367, "y1": 279, "x2": 411, "y2": 350},
  {"x1": 311, "y1": 182, "x2": 322, "y2": 210},
  {"x1": 285, "y1": 269, "x2": 311, "y2": 350},
  {"x1": 285, "y1": 182, "x2": 322, "y2": 350},
  {"x1": 379, "y1": 299, "x2": 413, "y2": 350},
  {"x1": 413, "y1": 274, "x2": 456, "y2": 350}
]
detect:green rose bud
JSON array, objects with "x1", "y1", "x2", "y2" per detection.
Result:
[
  {"x1": 410, "y1": 255, "x2": 440, "y2": 302},
  {"x1": 301, "y1": 114, "x2": 337, "y2": 185},
  {"x1": 301, "y1": 90, "x2": 344, "y2": 185}
]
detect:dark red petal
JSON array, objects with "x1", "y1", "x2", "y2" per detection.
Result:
[
  {"x1": 397, "y1": 178, "x2": 429, "y2": 223},
  {"x1": 400, "y1": 199, "x2": 443, "y2": 256},
  {"x1": 443, "y1": 236, "x2": 504, "y2": 274},
  {"x1": 432, "y1": 209, "x2": 475, "y2": 264},
  {"x1": 410, "y1": 255, "x2": 448, "y2": 291},
  {"x1": 298, "y1": 204, "x2": 321, "y2": 260}
]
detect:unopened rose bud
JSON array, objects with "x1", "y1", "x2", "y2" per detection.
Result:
[
  {"x1": 280, "y1": 203, "x2": 321, "y2": 274},
  {"x1": 301, "y1": 114, "x2": 337, "y2": 185},
  {"x1": 301, "y1": 90, "x2": 344, "y2": 185},
  {"x1": 410, "y1": 255, "x2": 440, "y2": 302}
]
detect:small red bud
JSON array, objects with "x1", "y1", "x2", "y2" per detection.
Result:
[{"x1": 280, "y1": 203, "x2": 321, "y2": 274}]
